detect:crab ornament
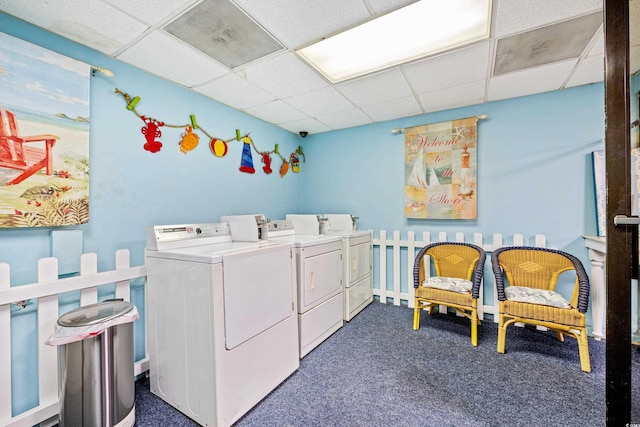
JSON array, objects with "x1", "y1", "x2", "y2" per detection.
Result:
[
  {"x1": 179, "y1": 126, "x2": 199, "y2": 154},
  {"x1": 140, "y1": 115, "x2": 164, "y2": 153}
]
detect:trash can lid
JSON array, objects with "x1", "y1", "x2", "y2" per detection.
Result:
[{"x1": 57, "y1": 300, "x2": 135, "y2": 327}]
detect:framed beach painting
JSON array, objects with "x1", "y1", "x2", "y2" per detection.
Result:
[
  {"x1": 404, "y1": 117, "x2": 479, "y2": 219},
  {"x1": 0, "y1": 31, "x2": 90, "y2": 227}
]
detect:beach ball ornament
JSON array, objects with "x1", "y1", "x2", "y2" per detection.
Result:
[{"x1": 210, "y1": 137, "x2": 228, "y2": 157}]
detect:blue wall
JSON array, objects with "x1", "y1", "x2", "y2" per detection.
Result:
[
  {"x1": 300, "y1": 84, "x2": 605, "y2": 302},
  {"x1": 0, "y1": 11, "x2": 618, "y2": 418},
  {"x1": 0, "y1": 14, "x2": 304, "y2": 285},
  {"x1": 0, "y1": 13, "x2": 304, "y2": 416},
  {"x1": 300, "y1": 85, "x2": 604, "y2": 243}
]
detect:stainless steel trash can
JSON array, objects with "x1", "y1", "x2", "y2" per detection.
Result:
[{"x1": 55, "y1": 300, "x2": 136, "y2": 427}]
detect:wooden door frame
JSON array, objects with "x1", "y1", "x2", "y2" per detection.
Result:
[{"x1": 604, "y1": 0, "x2": 632, "y2": 424}]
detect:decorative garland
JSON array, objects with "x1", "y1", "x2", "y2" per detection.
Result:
[{"x1": 114, "y1": 88, "x2": 305, "y2": 177}]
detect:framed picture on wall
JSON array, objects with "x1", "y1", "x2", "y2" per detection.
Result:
[
  {"x1": 404, "y1": 117, "x2": 479, "y2": 219},
  {"x1": 0, "y1": 31, "x2": 90, "y2": 227},
  {"x1": 592, "y1": 150, "x2": 606, "y2": 236},
  {"x1": 593, "y1": 146, "x2": 640, "y2": 237}
]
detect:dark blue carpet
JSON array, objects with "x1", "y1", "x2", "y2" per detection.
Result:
[{"x1": 133, "y1": 303, "x2": 631, "y2": 426}]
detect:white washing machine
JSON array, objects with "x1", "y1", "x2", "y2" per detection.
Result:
[
  {"x1": 270, "y1": 216, "x2": 344, "y2": 358},
  {"x1": 145, "y1": 220, "x2": 299, "y2": 427},
  {"x1": 323, "y1": 214, "x2": 374, "y2": 321}
]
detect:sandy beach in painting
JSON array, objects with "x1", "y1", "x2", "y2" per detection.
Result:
[{"x1": 0, "y1": 115, "x2": 89, "y2": 219}]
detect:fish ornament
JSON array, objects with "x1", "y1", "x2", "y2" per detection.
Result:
[{"x1": 280, "y1": 159, "x2": 289, "y2": 177}]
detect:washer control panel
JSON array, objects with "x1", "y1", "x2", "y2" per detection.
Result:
[{"x1": 146, "y1": 222, "x2": 230, "y2": 250}]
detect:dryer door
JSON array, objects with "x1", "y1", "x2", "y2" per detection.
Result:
[
  {"x1": 222, "y1": 245, "x2": 294, "y2": 350},
  {"x1": 300, "y1": 247, "x2": 342, "y2": 311},
  {"x1": 349, "y1": 239, "x2": 372, "y2": 284}
]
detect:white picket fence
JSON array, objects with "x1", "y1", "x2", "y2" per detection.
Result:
[
  {"x1": 0, "y1": 249, "x2": 147, "y2": 427},
  {"x1": 373, "y1": 230, "x2": 547, "y2": 319},
  {"x1": 0, "y1": 233, "x2": 546, "y2": 426}
]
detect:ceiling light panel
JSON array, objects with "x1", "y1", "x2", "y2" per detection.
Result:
[
  {"x1": 164, "y1": 0, "x2": 283, "y2": 69},
  {"x1": 234, "y1": 0, "x2": 371, "y2": 48},
  {"x1": 297, "y1": 0, "x2": 492, "y2": 83}
]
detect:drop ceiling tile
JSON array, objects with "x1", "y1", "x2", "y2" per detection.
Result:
[
  {"x1": 360, "y1": 96, "x2": 422, "y2": 122},
  {"x1": 105, "y1": 0, "x2": 197, "y2": 26},
  {"x1": 317, "y1": 108, "x2": 373, "y2": 130},
  {"x1": 242, "y1": 51, "x2": 328, "y2": 98},
  {"x1": 117, "y1": 31, "x2": 229, "y2": 87},
  {"x1": 234, "y1": 0, "x2": 370, "y2": 48},
  {"x1": 493, "y1": 12, "x2": 602, "y2": 76},
  {"x1": 418, "y1": 80, "x2": 486, "y2": 113},
  {"x1": 403, "y1": 42, "x2": 491, "y2": 94},
  {"x1": 243, "y1": 100, "x2": 308, "y2": 124},
  {"x1": 336, "y1": 68, "x2": 413, "y2": 107},
  {"x1": 164, "y1": 0, "x2": 283, "y2": 69},
  {"x1": 494, "y1": 0, "x2": 602, "y2": 38},
  {"x1": 366, "y1": 0, "x2": 416, "y2": 14},
  {"x1": 0, "y1": 0, "x2": 148, "y2": 54},
  {"x1": 586, "y1": 30, "x2": 604, "y2": 57},
  {"x1": 193, "y1": 73, "x2": 275, "y2": 110},
  {"x1": 488, "y1": 60, "x2": 578, "y2": 101},
  {"x1": 278, "y1": 118, "x2": 332, "y2": 135},
  {"x1": 284, "y1": 87, "x2": 353, "y2": 117},
  {"x1": 565, "y1": 55, "x2": 604, "y2": 88}
]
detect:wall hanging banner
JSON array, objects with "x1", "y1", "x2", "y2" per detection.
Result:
[{"x1": 404, "y1": 117, "x2": 478, "y2": 219}]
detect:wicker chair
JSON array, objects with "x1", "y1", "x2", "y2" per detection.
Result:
[
  {"x1": 491, "y1": 246, "x2": 591, "y2": 372},
  {"x1": 413, "y1": 242, "x2": 486, "y2": 346}
]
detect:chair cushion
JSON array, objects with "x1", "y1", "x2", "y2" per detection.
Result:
[
  {"x1": 504, "y1": 286, "x2": 571, "y2": 309},
  {"x1": 422, "y1": 277, "x2": 472, "y2": 294}
]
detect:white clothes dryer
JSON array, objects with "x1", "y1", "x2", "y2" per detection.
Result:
[
  {"x1": 269, "y1": 218, "x2": 344, "y2": 358},
  {"x1": 145, "y1": 222, "x2": 298, "y2": 427},
  {"x1": 323, "y1": 214, "x2": 374, "y2": 321}
]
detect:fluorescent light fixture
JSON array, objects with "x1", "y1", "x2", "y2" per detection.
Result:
[{"x1": 297, "y1": 0, "x2": 492, "y2": 83}]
